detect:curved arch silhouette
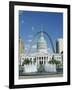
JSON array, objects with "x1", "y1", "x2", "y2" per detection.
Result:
[{"x1": 28, "y1": 31, "x2": 55, "y2": 54}]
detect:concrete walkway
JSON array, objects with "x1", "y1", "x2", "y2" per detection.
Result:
[{"x1": 19, "y1": 73, "x2": 63, "y2": 79}]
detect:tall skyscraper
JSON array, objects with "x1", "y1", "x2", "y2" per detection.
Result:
[
  {"x1": 19, "y1": 38, "x2": 24, "y2": 56},
  {"x1": 56, "y1": 38, "x2": 63, "y2": 53}
]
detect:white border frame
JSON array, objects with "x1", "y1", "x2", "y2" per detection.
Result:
[{"x1": 14, "y1": 5, "x2": 67, "y2": 85}]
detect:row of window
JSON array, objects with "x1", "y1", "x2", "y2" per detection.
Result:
[
  {"x1": 22, "y1": 56, "x2": 61, "y2": 61},
  {"x1": 36, "y1": 57, "x2": 52, "y2": 60},
  {"x1": 22, "y1": 57, "x2": 36, "y2": 61},
  {"x1": 39, "y1": 61, "x2": 46, "y2": 64},
  {"x1": 55, "y1": 57, "x2": 61, "y2": 59}
]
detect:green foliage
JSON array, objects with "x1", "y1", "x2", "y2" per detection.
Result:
[
  {"x1": 48, "y1": 56, "x2": 61, "y2": 66},
  {"x1": 22, "y1": 58, "x2": 31, "y2": 66},
  {"x1": 37, "y1": 64, "x2": 45, "y2": 72},
  {"x1": 33, "y1": 58, "x2": 36, "y2": 64},
  {"x1": 30, "y1": 59, "x2": 32, "y2": 64}
]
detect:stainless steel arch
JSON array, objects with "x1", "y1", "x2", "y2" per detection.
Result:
[{"x1": 28, "y1": 31, "x2": 55, "y2": 54}]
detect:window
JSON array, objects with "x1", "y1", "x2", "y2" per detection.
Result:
[{"x1": 39, "y1": 57, "x2": 41, "y2": 60}]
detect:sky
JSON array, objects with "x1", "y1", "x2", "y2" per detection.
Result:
[{"x1": 19, "y1": 10, "x2": 63, "y2": 54}]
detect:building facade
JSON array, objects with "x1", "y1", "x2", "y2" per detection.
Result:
[
  {"x1": 56, "y1": 38, "x2": 63, "y2": 54},
  {"x1": 19, "y1": 38, "x2": 24, "y2": 56},
  {"x1": 19, "y1": 38, "x2": 24, "y2": 65},
  {"x1": 21, "y1": 53, "x2": 62, "y2": 66},
  {"x1": 20, "y1": 32, "x2": 62, "y2": 73}
]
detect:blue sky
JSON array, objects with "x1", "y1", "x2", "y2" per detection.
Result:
[{"x1": 19, "y1": 10, "x2": 63, "y2": 53}]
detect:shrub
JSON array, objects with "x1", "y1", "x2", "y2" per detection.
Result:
[
  {"x1": 22, "y1": 58, "x2": 30, "y2": 66},
  {"x1": 37, "y1": 64, "x2": 45, "y2": 72}
]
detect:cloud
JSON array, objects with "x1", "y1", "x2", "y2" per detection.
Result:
[
  {"x1": 32, "y1": 26, "x2": 35, "y2": 31},
  {"x1": 28, "y1": 39, "x2": 32, "y2": 42},
  {"x1": 25, "y1": 44, "x2": 29, "y2": 49},
  {"x1": 25, "y1": 47, "x2": 28, "y2": 50},
  {"x1": 32, "y1": 45, "x2": 37, "y2": 49},
  {"x1": 25, "y1": 44, "x2": 30, "y2": 53}
]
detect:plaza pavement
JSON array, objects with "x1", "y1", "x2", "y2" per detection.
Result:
[{"x1": 19, "y1": 73, "x2": 63, "y2": 79}]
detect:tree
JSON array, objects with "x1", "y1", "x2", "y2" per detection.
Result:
[
  {"x1": 22, "y1": 58, "x2": 30, "y2": 66},
  {"x1": 48, "y1": 56, "x2": 61, "y2": 67},
  {"x1": 33, "y1": 58, "x2": 36, "y2": 64},
  {"x1": 37, "y1": 64, "x2": 45, "y2": 72},
  {"x1": 30, "y1": 59, "x2": 32, "y2": 64}
]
